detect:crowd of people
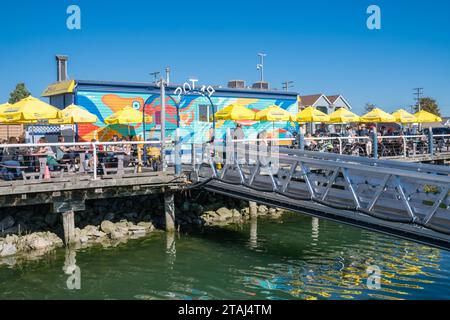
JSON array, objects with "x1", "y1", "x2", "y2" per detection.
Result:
[{"x1": 0, "y1": 134, "x2": 140, "y2": 180}]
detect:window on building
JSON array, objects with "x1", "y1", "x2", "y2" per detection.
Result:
[
  {"x1": 199, "y1": 104, "x2": 210, "y2": 122},
  {"x1": 317, "y1": 106, "x2": 328, "y2": 115}
]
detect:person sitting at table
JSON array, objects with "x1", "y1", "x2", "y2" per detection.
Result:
[
  {"x1": 107, "y1": 135, "x2": 120, "y2": 152},
  {"x1": 56, "y1": 136, "x2": 78, "y2": 162},
  {"x1": 36, "y1": 137, "x2": 59, "y2": 170},
  {"x1": 1, "y1": 137, "x2": 20, "y2": 163},
  {"x1": 304, "y1": 133, "x2": 316, "y2": 150},
  {"x1": 0, "y1": 137, "x2": 23, "y2": 181},
  {"x1": 119, "y1": 137, "x2": 132, "y2": 167}
]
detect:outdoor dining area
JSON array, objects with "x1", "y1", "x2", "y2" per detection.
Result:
[
  {"x1": 0, "y1": 96, "x2": 154, "y2": 182},
  {"x1": 214, "y1": 104, "x2": 446, "y2": 158}
]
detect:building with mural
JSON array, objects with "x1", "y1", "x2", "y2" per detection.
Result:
[{"x1": 42, "y1": 79, "x2": 300, "y2": 143}]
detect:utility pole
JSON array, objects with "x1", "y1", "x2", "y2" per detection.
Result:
[
  {"x1": 150, "y1": 71, "x2": 160, "y2": 83},
  {"x1": 256, "y1": 53, "x2": 267, "y2": 83},
  {"x1": 413, "y1": 88, "x2": 424, "y2": 112},
  {"x1": 158, "y1": 77, "x2": 167, "y2": 172},
  {"x1": 282, "y1": 81, "x2": 294, "y2": 92}
]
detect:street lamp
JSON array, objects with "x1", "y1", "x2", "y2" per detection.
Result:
[{"x1": 256, "y1": 53, "x2": 267, "y2": 83}]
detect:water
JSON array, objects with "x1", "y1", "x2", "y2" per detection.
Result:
[{"x1": 1, "y1": 213, "x2": 449, "y2": 300}]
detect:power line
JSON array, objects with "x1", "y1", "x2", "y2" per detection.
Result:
[
  {"x1": 282, "y1": 81, "x2": 294, "y2": 92},
  {"x1": 150, "y1": 71, "x2": 160, "y2": 83},
  {"x1": 413, "y1": 87, "x2": 424, "y2": 112}
]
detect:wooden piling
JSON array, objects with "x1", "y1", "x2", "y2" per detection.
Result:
[
  {"x1": 62, "y1": 210, "x2": 76, "y2": 245},
  {"x1": 249, "y1": 201, "x2": 258, "y2": 218}
]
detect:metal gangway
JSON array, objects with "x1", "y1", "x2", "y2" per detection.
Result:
[{"x1": 187, "y1": 139, "x2": 450, "y2": 250}]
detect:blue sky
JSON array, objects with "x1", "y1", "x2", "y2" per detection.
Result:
[{"x1": 0, "y1": 0, "x2": 449, "y2": 115}]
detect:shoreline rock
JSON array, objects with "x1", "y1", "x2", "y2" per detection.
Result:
[{"x1": 0, "y1": 192, "x2": 288, "y2": 263}]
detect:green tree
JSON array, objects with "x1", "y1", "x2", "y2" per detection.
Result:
[
  {"x1": 8, "y1": 83, "x2": 31, "y2": 104},
  {"x1": 364, "y1": 102, "x2": 376, "y2": 113},
  {"x1": 414, "y1": 97, "x2": 441, "y2": 116}
]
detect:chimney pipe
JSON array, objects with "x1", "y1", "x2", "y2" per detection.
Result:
[{"x1": 56, "y1": 55, "x2": 68, "y2": 82}]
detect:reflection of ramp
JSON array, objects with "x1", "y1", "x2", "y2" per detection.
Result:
[{"x1": 191, "y1": 146, "x2": 450, "y2": 250}]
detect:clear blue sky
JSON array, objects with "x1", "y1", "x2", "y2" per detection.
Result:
[{"x1": 0, "y1": 0, "x2": 449, "y2": 115}]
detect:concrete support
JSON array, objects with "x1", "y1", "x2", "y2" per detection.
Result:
[
  {"x1": 62, "y1": 210, "x2": 75, "y2": 246},
  {"x1": 164, "y1": 193, "x2": 176, "y2": 232},
  {"x1": 249, "y1": 201, "x2": 258, "y2": 218}
]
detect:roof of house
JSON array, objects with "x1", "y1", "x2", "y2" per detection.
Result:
[
  {"x1": 299, "y1": 94, "x2": 331, "y2": 107},
  {"x1": 327, "y1": 94, "x2": 352, "y2": 109},
  {"x1": 327, "y1": 95, "x2": 340, "y2": 104}
]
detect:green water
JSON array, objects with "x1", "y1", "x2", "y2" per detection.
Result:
[{"x1": 0, "y1": 213, "x2": 449, "y2": 300}]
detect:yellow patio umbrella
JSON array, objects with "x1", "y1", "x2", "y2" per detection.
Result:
[
  {"x1": 104, "y1": 106, "x2": 153, "y2": 136},
  {"x1": 48, "y1": 104, "x2": 98, "y2": 141},
  {"x1": 255, "y1": 105, "x2": 295, "y2": 143},
  {"x1": 392, "y1": 109, "x2": 418, "y2": 124},
  {"x1": 255, "y1": 105, "x2": 295, "y2": 121},
  {"x1": 49, "y1": 104, "x2": 98, "y2": 124},
  {"x1": 0, "y1": 96, "x2": 59, "y2": 122},
  {"x1": 296, "y1": 106, "x2": 330, "y2": 123},
  {"x1": 0, "y1": 103, "x2": 13, "y2": 139},
  {"x1": 360, "y1": 108, "x2": 396, "y2": 123},
  {"x1": 327, "y1": 108, "x2": 360, "y2": 123},
  {"x1": 215, "y1": 104, "x2": 256, "y2": 121},
  {"x1": 414, "y1": 110, "x2": 442, "y2": 123},
  {"x1": 0, "y1": 96, "x2": 60, "y2": 143}
]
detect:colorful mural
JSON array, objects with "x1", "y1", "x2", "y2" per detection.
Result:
[{"x1": 75, "y1": 90, "x2": 298, "y2": 143}]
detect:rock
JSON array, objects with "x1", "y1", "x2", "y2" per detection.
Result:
[
  {"x1": 44, "y1": 213, "x2": 58, "y2": 227},
  {"x1": 100, "y1": 221, "x2": 116, "y2": 235},
  {"x1": 80, "y1": 236, "x2": 89, "y2": 244},
  {"x1": 110, "y1": 230, "x2": 126, "y2": 240},
  {"x1": 269, "y1": 208, "x2": 277, "y2": 214},
  {"x1": 5, "y1": 235, "x2": 18, "y2": 245},
  {"x1": 27, "y1": 236, "x2": 53, "y2": 251},
  {"x1": 216, "y1": 207, "x2": 234, "y2": 220},
  {"x1": 0, "y1": 216, "x2": 15, "y2": 231},
  {"x1": 258, "y1": 205, "x2": 269, "y2": 213},
  {"x1": 137, "y1": 222, "x2": 154, "y2": 232},
  {"x1": 0, "y1": 243, "x2": 17, "y2": 257}
]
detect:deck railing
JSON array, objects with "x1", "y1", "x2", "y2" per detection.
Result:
[{"x1": 0, "y1": 140, "x2": 174, "y2": 184}]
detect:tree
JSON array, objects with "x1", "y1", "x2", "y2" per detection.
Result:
[
  {"x1": 8, "y1": 83, "x2": 31, "y2": 104},
  {"x1": 414, "y1": 97, "x2": 441, "y2": 116},
  {"x1": 364, "y1": 102, "x2": 376, "y2": 113}
]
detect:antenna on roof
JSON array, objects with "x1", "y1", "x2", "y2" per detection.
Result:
[
  {"x1": 150, "y1": 72, "x2": 160, "y2": 83},
  {"x1": 282, "y1": 81, "x2": 294, "y2": 92}
]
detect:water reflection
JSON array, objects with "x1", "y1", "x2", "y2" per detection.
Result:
[
  {"x1": 0, "y1": 214, "x2": 449, "y2": 300},
  {"x1": 249, "y1": 217, "x2": 258, "y2": 249},
  {"x1": 166, "y1": 232, "x2": 176, "y2": 266},
  {"x1": 63, "y1": 247, "x2": 80, "y2": 290},
  {"x1": 311, "y1": 217, "x2": 319, "y2": 246}
]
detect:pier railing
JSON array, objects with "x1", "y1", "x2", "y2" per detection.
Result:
[
  {"x1": 299, "y1": 134, "x2": 450, "y2": 159},
  {"x1": 0, "y1": 140, "x2": 178, "y2": 184},
  {"x1": 190, "y1": 140, "x2": 450, "y2": 237}
]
